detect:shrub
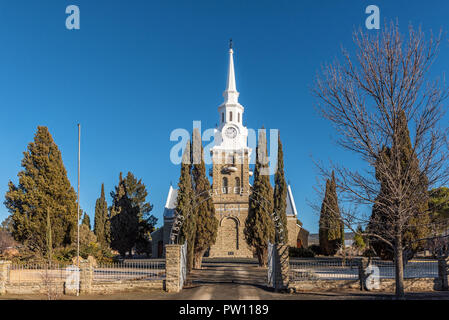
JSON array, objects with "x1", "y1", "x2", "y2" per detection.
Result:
[
  {"x1": 289, "y1": 247, "x2": 315, "y2": 258},
  {"x1": 308, "y1": 244, "x2": 321, "y2": 255},
  {"x1": 53, "y1": 247, "x2": 77, "y2": 263}
]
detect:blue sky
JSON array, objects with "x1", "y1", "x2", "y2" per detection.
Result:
[{"x1": 0, "y1": 0, "x2": 449, "y2": 234}]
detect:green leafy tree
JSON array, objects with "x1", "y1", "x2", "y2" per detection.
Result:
[
  {"x1": 245, "y1": 129, "x2": 275, "y2": 267},
  {"x1": 191, "y1": 128, "x2": 218, "y2": 269},
  {"x1": 319, "y1": 171, "x2": 343, "y2": 256},
  {"x1": 110, "y1": 173, "x2": 139, "y2": 256},
  {"x1": 429, "y1": 187, "x2": 449, "y2": 220},
  {"x1": 81, "y1": 213, "x2": 91, "y2": 230},
  {"x1": 78, "y1": 223, "x2": 100, "y2": 259},
  {"x1": 273, "y1": 133, "x2": 288, "y2": 243},
  {"x1": 368, "y1": 110, "x2": 430, "y2": 260},
  {"x1": 4, "y1": 126, "x2": 79, "y2": 255},
  {"x1": 176, "y1": 139, "x2": 196, "y2": 271},
  {"x1": 1, "y1": 216, "x2": 13, "y2": 233},
  {"x1": 94, "y1": 183, "x2": 109, "y2": 247},
  {"x1": 121, "y1": 172, "x2": 157, "y2": 256},
  {"x1": 353, "y1": 225, "x2": 366, "y2": 250}
]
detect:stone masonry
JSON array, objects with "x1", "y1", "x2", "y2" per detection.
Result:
[
  {"x1": 0, "y1": 260, "x2": 11, "y2": 295},
  {"x1": 438, "y1": 256, "x2": 449, "y2": 291},
  {"x1": 165, "y1": 244, "x2": 182, "y2": 292},
  {"x1": 209, "y1": 149, "x2": 253, "y2": 258},
  {"x1": 79, "y1": 261, "x2": 94, "y2": 294}
]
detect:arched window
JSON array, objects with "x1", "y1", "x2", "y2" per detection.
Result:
[
  {"x1": 222, "y1": 112, "x2": 224, "y2": 123},
  {"x1": 238, "y1": 113, "x2": 240, "y2": 123},
  {"x1": 234, "y1": 177, "x2": 240, "y2": 193},
  {"x1": 222, "y1": 177, "x2": 228, "y2": 194},
  {"x1": 230, "y1": 112, "x2": 233, "y2": 121}
]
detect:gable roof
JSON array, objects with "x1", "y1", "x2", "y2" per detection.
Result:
[
  {"x1": 162, "y1": 183, "x2": 299, "y2": 218},
  {"x1": 286, "y1": 184, "x2": 298, "y2": 217},
  {"x1": 163, "y1": 185, "x2": 178, "y2": 218}
]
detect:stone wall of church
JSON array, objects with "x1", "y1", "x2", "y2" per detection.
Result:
[
  {"x1": 151, "y1": 229, "x2": 163, "y2": 258},
  {"x1": 286, "y1": 216, "x2": 299, "y2": 248},
  {"x1": 209, "y1": 202, "x2": 253, "y2": 258},
  {"x1": 209, "y1": 150, "x2": 253, "y2": 258},
  {"x1": 286, "y1": 216, "x2": 309, "y2": 248},
  {"x1": 151, "y1": 217, "x2": 174, "y2": 258}
]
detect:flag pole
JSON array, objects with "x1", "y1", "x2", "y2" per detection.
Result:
[{"x1": 77, "y1": 123, "x2": 81, "y2": 296}]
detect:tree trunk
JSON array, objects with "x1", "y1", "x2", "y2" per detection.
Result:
[
  {"x1": 257, "y1": 247, "x2": 268, "y2": 267},
  {"x1": 394, "y1": 235, "x2": 405, "y2": 298},
  {"x1": 187, "y1": 238, "x2": 195, "y2": 272},
  {"x1": 193, "y1": 248, "x2": 206, "y2": 269}
]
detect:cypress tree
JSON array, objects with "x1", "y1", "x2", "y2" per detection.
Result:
[
  {"x1": 176, "y1": 139, "x2": 195, "y2": 271},
  {"x1": 104, "y1": 211, "x2": 111, "y2": 247},
  {"x1": 273, "y1": 132, "x2": 288, "y2": 243},
  {"x1": 121, "y1": 172, "x2": 153, "y2": 219},
  {"x1": 4, "y1": 126, "x2": 78, "y2": 254},
  {"x1": 81, "y1": 213, "x2": 91, "y2": 230},
  {"x1": 368, "y1": 110, "x2": 430, "y2": 260},
  {"x1": 429, "y1": 187, "x2": 449, "y2": 219},
  {"x1": 191, "y1": 128, "x2": 218, "y2": 269},
  {"x1": 245, "y1": 129, "x2": 275, "y2": 267},
  {"x1": 328, "y1": 172, "x2": 343, "y2": 247},
  {"x1": 319, "y1": 179, "x2": 331, "y2": 254},
  {"x1": 319, "y1": 171, "x2": 343, "y2": 256},
  {"x1": 110, "y1": 172, "x2": 139, "y2": 256},
  {"x1": 46, "y1": 208, "x2": 52, "y2": 263},
  {"x1": 94, "y1": 183, "x2": 109, "y2": 247},
  {"x1": 121, "y1": 172, "x2": 157, "y2": 256}
]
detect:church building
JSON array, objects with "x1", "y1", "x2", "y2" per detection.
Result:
[{"x1": 151, "y1": 44, "x2": 308, "y2": 258}]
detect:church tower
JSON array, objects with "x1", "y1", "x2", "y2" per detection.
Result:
[
  {"x1": 209, "y1": 42, "x2": 253, "y2": 258},
  {"x1": 150, "y1": 42, "x2": 309, "y2": 258}
]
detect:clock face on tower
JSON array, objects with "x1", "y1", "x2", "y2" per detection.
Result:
[{"x1": 224, "y1": 126, "x2": 237, "y2": 139}]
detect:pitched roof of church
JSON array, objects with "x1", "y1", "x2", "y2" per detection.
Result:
[
  {"x1": 162, "y1": 183, "x2": 299, "y2": 218},
  {"x1": 286, "y1": 184, "x2": 298, "y2": 217},
  {"x1": 163, "y1": 185, "x2": 178, "y2": 218}
]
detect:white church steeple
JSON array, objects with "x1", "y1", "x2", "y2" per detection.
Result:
[
  {"x1": 213, "y1": 40, "x2": 250, "y2": 153},
  {"x1": 223, "y1": 40, "x2": 239, "y2": 105},
  {"x1": 218, "y1": 40, "x2": 245, "y2": 127}
]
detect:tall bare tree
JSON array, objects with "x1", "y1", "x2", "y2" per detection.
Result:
[{"x1": 313, "y1": 22, "x2": 449, "y2": 297}]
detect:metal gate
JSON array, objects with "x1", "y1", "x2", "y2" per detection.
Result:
[
  {"x1": 179, "y1": 242, "x2": 187, "y2": 289},
  {"x1": 267, "y1": 242, "x2": 275, "y2": 288},
  {"x1": 267, "y1": 242, "x2": 290, "y2": 290}
]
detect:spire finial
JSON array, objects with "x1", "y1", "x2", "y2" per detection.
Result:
[{"x1": 223, "y1": 40, "x2": 238, "y2": 103}]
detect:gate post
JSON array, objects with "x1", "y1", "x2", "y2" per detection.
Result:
[
  {"x1": 438, "y1": 257, "x2": 449, "y2": 291},
  {"x1": 358, "y1": 257, "x2": 368, "y2": 291},
  {"x1": 79, "y1": 261, "x2": 93, "y2": 294},
  {"x1": 165, "y1": 244, "x2": 182, "y2": 293},
  {"x1": 0, "y1": 261, "x2": 11, "y2": 295}
]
